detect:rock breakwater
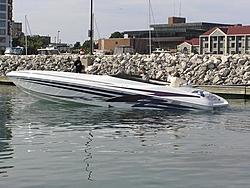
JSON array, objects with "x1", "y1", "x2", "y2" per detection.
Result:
[{"x1": 1, "y1": 53, "x2": 250, "y2": 85}]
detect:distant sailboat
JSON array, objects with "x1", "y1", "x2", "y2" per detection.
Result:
[
  {"x1": 5, "y1": 15, "x2": 31, "y2": 56},
  {"x1": 24, "y1": 15, "x2": 32, "y2": 55},
  {"x1": 148, "y1": 0, "x2": 158, "y2": 54},
  {"x1": 148, "y1": 1, "x2": 167, "y2": 54}
]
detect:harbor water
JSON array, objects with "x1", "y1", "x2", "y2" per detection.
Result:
[{"x1": 1, "y1": 85, "x2": 250, "y2": 188}]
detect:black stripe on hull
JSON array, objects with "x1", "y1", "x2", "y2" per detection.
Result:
[{"x1": 18, "y1": 77, "x2": 123, "y2": 98}]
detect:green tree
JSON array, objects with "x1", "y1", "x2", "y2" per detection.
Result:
[
  {"x1": 71, "y1": 40, "x2": 94, "y2": 54},
  {"x1": 109, "y1": 31, "x2": 124, "y2": 38},
  {"x1": 16, "y1": 35, "x2": 50, "y2": 54},
  {"x1": 12, "y1": 33, "x2": 25, "y2": 47},
  {"x1": 74, "y1": 41, "x2": 81, "y2": 48},
  {"x1": 82, "y1": 40, "x2": 91, "y2": 54},
  {"x1": 28, "y1": 35, "x2": 46, "y2": 54}
]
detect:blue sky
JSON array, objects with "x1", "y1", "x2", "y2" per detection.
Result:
[{"x1": 14, "y1": 0, "x2": 250, "y2": 44}]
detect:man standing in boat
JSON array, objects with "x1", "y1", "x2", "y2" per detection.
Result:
[
  {"x1": 141, "y1": 67, "x2": 149, "y2": 81},
  {"x1": 74, "y1": 57, "x2": 84, "y2": 73},
  {"x1": 169, "y1": 72, "x2": 187, "y2": 87}
]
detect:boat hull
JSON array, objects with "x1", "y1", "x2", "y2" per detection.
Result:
[{"x1": 7, "y1": 70, "x2": 228, "y2": 111}]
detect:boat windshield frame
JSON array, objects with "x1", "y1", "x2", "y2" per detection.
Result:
[{"x1": 109, "y1": 73, "x2": 169, "y2": 85}]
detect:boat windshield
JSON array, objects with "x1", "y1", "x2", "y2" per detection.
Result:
[
  {"x1": 110, "y1": 73, "x2": 168, "y2": 85},
  {"x1": 37, "y1": 49, "x2": 60, "y2": 55}
]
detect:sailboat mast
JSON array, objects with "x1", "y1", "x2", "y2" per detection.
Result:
[
  {"x1": 148, "y1": 0, "x2": 152, "y2": 54},
  {"x1": 24, "y1": 15, "x2": 32, "y2": 55}
]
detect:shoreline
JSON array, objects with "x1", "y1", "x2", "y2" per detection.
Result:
[
  {"x1": 0, "y1": 76, "x2": 14, "y2": 85},
  {"x1": 1, "y1": 53, "x2": 250, "y2": 98},
  {"x1": 1, "y1": 53, "x2": 250, "y2": 86}
]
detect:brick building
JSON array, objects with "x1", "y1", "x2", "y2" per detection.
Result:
[
  {"x1": 98, "y1": 38, "x2": 149, "y2": 54},
  {"x1": 123, "y1": 17, "x2": 233, "y2": 54}
]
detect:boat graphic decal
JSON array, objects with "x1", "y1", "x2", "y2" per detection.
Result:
[
  {"x1": 34, "y1": 72, "x2": 115, "y2": 85},
  {"x1": 106, "y1": 95, "x2": 150, "y2": 102},
  {"x1": 132, "y1": 99, "x2": 198, "y2": 110}
]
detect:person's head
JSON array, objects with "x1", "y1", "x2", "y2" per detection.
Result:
[
  {"x1": 173, "y1": 72, "x2": 180, "y2": 77},
  {"x1": 141, "y1": 67, "x2": 147, "y2": 74},
  {"x1": 77, "y1": 57, "x2": 80, "y2": 60}
]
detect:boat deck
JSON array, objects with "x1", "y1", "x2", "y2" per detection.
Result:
[
  {"x1": 0, "y1": 77, "x2": 15, "y2": 85},
  {"x1": 193, "y1": 85, "x2": 250, "y2": 99}
]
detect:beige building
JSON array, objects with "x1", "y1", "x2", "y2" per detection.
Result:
[
  {"x1": 98, "y1": 38, "x2": 131, "y2": 53},
  {"x1": 98, "y1": 38, "x2": 149, "y2": 54},
  {"x1": 199, "y1": 25, "x2": 250, "y2": 54},
  {"x1": 177, "y1": 38, "x2": 199, "y2": 54}
]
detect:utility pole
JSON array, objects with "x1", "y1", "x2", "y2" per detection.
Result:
[
  {"x1": 89, "y1": 0, "x2": 94, "y2": 55},
  {"x1": 148, "y1": 0, "x2": 152, "y2": 54},
  {"x1": 25, "y1": 15, "x2": 28, "y2": 55},
  {"x1": 57, "y1": 30, "x2": 60, "y2": 46}
]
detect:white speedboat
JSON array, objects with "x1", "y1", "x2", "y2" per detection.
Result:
[
  {"x1": 4, "y1": 46, "x2": 24, "y2": 56},
  {"x1": 37, "y1": 46, "x2": 60, "y2": 55},
  {"x1": 7, "y1": 70, "x2": 228, "y2": 111}
]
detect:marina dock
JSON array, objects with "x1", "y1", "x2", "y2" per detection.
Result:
[
  {"x1": 193, "y1": 85, "x2": 250, "y2": 99},
  {"x1": 1, "y1": 76, "x2": 250, "y2": 99},
  {"x1": 0, "y1": 76, "x2": 14, "y2": 85}
]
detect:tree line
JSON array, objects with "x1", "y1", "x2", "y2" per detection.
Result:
[{"x1": 12, "y1": 31, "x2": 124, "y2": 55}]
